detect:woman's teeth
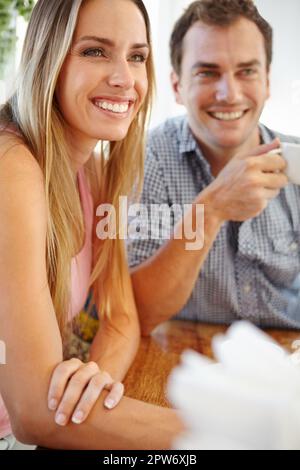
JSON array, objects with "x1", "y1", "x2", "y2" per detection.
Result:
[
  {"x1": 94, "y1": 100, "x2": 129, "y2": 114},
  {"x1": 210, "y1": 111, "x2": 245, "y2": 121}
]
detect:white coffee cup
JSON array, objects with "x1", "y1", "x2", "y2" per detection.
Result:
[{"x1": 268, "y1": 143, "x2": 300, "y2": 185}]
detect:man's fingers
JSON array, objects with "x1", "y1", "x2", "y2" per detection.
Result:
[
  {"x1": 261, "y1": 172, "x2": 289, "y2": 190},
  {"x1": 235, "y1": 138, "x2": 281, "y2": 160},
  {"x1": 258, "y1": 154, "x2": 287, "y2": 173}
]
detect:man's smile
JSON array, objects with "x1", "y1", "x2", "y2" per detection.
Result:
[{"x1": 207, "y1": 110, "x2": 249, "y2": 121}]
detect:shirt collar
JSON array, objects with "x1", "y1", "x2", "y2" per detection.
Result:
[
  {"x1": 178, "y1": 117, "x2": 212, "y2": 178},
  {"x1": 259, "y1": 123, "x2": 274, "y2": 145},
  {"x1": 179, "y1": 117, "x2": 198, "y2": 156}
]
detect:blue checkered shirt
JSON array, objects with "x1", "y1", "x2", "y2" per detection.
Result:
[{"x1": 127, "y1": 115, "x2": 300, "y2": 329}]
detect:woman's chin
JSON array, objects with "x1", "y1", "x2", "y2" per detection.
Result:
[{"x1": 95, "y1": 128, "x2": 130, "y2": 142}]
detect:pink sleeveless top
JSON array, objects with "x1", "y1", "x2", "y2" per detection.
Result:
[{"x1": 0, "y1": 128, "x2": 94, "y2": 438}]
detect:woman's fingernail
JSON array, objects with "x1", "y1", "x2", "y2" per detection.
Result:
[
  {"x1": 105, "y1": 399, "x2": 115, "y2": 409},
  {"x1": 55, "y1": 413, "x2": 67, "y2": 426},
  {"x1": 48, "y1": 399, "x2": 58, "y2": 411},
  {"x1": 72, "y1": 410, "x2": 84, "y2": 424}
]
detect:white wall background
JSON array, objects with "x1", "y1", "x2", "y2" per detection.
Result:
[
  {"x1": 1, "y1": 0, "x2": 300, "y2": 136},
  {"x1": 255, "y1": 0, "x2": 300, "y2": 136}
]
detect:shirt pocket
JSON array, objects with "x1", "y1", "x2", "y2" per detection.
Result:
[
  {"x1": 264, "y1": 230, "x2": 300, "y2": 286},
  {"x1": 272, "y1": 231, "x2": 300, "y2": 255}
]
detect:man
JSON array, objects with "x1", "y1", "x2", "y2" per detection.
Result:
[{"x1": 128, "y1": 0, "x2": 300, "y2": 334}]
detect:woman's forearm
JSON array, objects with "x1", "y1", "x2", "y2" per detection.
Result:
[
  {"x1": 89, "y1": 319, "x2": 140, "y2": 382},
  {"x1": 89, "y1": 256, "x2": 142, "y2": 381},
  {"x1": 20, "y1": 390, "x2": 184, "y2": 450}
]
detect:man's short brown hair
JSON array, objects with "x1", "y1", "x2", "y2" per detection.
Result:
[{"x1": 170, "y1": 0, "x2": 273, "y2": 75}]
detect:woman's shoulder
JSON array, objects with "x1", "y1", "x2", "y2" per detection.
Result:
[
  {"x1": 0, "y1": 133, "x2": 46, "y2": 226},
  {"x1": 0, "y1": 132, "x2": 43, "y2": 183},
  {"x1": 0, "y1": 128, "x2": 23, "y2": 151}
]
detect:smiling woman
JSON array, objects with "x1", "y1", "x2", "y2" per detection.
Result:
[
  {"x1": 0, "y1": 0, "x2": 183, "y2": 450},
  {"x1": 56, "y1": 0, "x2": 150, "y2": 149}
]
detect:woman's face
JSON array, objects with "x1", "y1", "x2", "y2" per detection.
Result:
[{"x1": 56, "y1": 0, "x2": 149, "y2": 146}]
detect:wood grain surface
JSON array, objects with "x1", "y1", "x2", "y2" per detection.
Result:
[{"x1": 123, "y1": 321, "x2": 300, "y2": 407}]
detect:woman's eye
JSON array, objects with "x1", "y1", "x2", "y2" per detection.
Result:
[
  {"x1": 130, "y1": 54, "x2": 147, "y2": 63},
  {"x1": 82, "y1": 48, "x2": 104, "y2": 58}
]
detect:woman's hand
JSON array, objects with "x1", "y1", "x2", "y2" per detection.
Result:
[{"x1": 47, "y1": 358, "x2": 124, "y2": 426}]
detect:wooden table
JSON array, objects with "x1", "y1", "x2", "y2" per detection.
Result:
[{"x1": 123, "y1": 320, "x2": 300, "y2": 408}]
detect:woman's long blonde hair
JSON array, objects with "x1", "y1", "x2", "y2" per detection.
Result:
[{"x1": 0, "y1": 0, "x2": 155, "y2": 334}]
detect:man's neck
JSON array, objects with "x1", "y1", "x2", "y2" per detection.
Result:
[{"x1": 196, "y1": 128, "x2": 261, "y2": 177}]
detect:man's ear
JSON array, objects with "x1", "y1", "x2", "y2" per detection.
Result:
[{"x1": 171, "y1": 70, "x2": 184, "y2": 105}]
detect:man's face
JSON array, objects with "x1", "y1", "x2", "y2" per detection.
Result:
[{"x1": 172, "y1": 17, "x2": 270, "y2": 154}]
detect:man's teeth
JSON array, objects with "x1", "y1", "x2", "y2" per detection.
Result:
[
  {"x1": 210, "y1": 111, "x2": 244, "y2": 121},
  {"x1": 94, "y1": 101, "x2": 129, "y2": 113}
]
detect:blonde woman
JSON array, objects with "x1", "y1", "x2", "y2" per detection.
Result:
[{"x1": 0, "y1": 0, "x2": 183, "y2": 450}]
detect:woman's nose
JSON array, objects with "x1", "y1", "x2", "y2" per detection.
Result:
[{"x1": 107, "y1": 60, "x2": 135, "y2": 89}]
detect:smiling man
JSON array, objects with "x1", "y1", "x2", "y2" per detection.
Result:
[{"x1": 128, "y1": 0, "x2": 300, "y2": 333}]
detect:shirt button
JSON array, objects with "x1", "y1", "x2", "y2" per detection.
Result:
[
  {"x1": 243, "y1": 284, "x2": 251, "y2": 294},
  {"x1": 289, "y1": 242, "x2": 298, "y2": 252}
]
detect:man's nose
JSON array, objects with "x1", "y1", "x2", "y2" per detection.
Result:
[
  {"x1": 107, "y1": 60, "x2": 135, "y2": 89},
  {"x1": 215, "y1": 74, "x2": 242, "y2": 103}
]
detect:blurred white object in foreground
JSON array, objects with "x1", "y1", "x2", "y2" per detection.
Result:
[{"x1": 168, "y1": 321, "x2": 300, "y2": 450}]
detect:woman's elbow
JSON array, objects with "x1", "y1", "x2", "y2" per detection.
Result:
[
  {"x1": 11, "y1": 419, "x2": 37, "y2": 445},
  {"x1": 7, "y1": 378, "x2": 57, "y2": 445},
  {"x1": 10, "y1": 402, "x2": 55, "y2": 446}
]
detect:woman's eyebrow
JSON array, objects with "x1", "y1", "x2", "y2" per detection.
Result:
[{"x1": 75, "y1": 35, "x2": 149, "y2": 49}]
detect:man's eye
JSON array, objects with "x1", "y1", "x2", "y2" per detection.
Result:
[
  {"x1": 130, "y1": 54, "x2": 147, "y2": 63},
  {"x1": 82, "y1": 48, "x2": 105, "y2": 58},
  {"x1": 195, "y1": 71, "x2": 217, "y2": 78},
  {"x1": 241, "y1": 68, "x2": 256, "y2": 76}
]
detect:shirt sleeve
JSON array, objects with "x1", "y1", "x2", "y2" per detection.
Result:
[{"x1": 126, "y1": 143, "x2": 172, "y2": 268}]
